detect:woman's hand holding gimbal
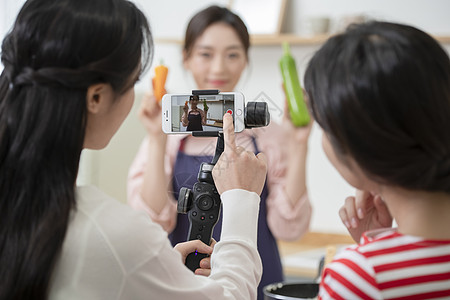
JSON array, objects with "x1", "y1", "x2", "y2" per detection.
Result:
[
  {"x1": 212, "y1": 113, "x2": 267, "y2": 196},
  {"x1": 174, "y1": 239, "x2": 217, "y2": 276}
]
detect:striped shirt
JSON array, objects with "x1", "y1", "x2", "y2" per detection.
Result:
[{"x1": 319, "y1": 228, "x2": 450, "y2": 299}]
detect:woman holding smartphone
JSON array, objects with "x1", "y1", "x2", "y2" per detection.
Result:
[
  {"x1": 0, "y1": 0, "x2": 267, "y2": 299},
  {"x1": 128, "y1": 6, "x2": 313, "y2": 299}
]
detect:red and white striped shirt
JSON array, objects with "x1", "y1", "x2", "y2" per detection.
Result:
[{"x1": 319, "y1": 228, "x2": 450, "y2": 299}]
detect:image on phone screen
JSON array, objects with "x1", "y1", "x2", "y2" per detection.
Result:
[{"x1": 170, "y1": 94, "x2": 235, "y2": 132}]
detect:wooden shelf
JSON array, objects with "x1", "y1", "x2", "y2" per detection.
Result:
[
  {"x1": 252, "y1": 34, "x2": 450, "y2": 45},
  {"x1": 435, "y1": 35, "x2": 450, "y2": 44},
  {"x1": 155, "y1": 34, "x2": 450, "y2": 46},
  {"x1": 250, "y1": 34, "x2": 330, "y2": 45}
]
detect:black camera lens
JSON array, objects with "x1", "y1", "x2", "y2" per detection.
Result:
[
  {"x1": 197, "y1": 195, "x2": 213, "y2": 211},
  {"x1": 245, "y1": 101, "x2": 270, "y2": 128}
]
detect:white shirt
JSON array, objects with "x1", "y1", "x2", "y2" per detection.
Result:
[{"x1": 49, "y1": 185, "x2": 262, "y2": 299}]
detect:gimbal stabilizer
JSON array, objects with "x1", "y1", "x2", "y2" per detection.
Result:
[{"x1": 177, "y1": 89, "x2": 269, "y2": 272}]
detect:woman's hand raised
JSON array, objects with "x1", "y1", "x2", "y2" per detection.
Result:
[{"x1": 212, "y1": 113, "x2": 267, "y2": 196}]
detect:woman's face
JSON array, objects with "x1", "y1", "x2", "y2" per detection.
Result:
[
  {"x1": 84, "y1": 85, "x2": 135, "y2": 150},
  {"x1": 190, "y1": 98, "x2": 199, "y2": 108},
  {"x1": 184, "y1": 22, "x2": 247, "y2": 92}
]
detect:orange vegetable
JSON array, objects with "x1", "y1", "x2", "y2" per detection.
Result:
[{"x1": 153, "y1": 60, "x2": 168, "y2": 102}]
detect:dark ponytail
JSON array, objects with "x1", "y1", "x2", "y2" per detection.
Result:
[
  {"x1": 0, "y1": 0, "x2": 152, "y2": 299},
  {"x1": 304, "y1": 21, "x2": 450, "y2": 194}
]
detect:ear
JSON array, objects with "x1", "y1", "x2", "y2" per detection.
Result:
[{"x1": 86, "y1": 83, "x2": 110, "y2": 114}]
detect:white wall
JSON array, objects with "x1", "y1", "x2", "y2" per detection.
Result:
[
  {"x1": 2, "y1": 0, "x2": 450, "y2": 234},
  {"x1": 0, "y1": 0, "x2": 26, "y2": 40}
]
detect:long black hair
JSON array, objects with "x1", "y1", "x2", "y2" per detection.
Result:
[
  {"x1": 0, "y1": 0, "x2": 152, "y2": 298},
  {"x1": 304, "y1": 21, "x2": 450, "y2": 194}
]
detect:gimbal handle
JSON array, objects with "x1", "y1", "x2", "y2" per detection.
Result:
[
  {"x1": 211, "y1": 132, "x2": 224, "y2": 165},
  {"x1": 182, "y1": 133, "x2": 223, "y2": 272}
]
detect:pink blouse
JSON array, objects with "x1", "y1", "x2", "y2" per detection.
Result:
[{"x1": 127, "y1": 121, "x2": 312, "y2": 241}]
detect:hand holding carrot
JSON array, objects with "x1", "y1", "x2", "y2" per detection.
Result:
[{"x1": 138, "y1": 92, "x2": 166, "y2": 142}]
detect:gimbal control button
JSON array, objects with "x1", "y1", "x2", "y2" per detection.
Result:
[{"x1": 198, "y1": 195, "x2": 213, "y2": 211}]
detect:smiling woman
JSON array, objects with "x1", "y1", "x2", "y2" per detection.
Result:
[
  {"x1": 128, "y1": 5, "x2": 314, "y2": 300},
  {"x1": 182, "y1": 10, "x2": 249, "y2": 92}
]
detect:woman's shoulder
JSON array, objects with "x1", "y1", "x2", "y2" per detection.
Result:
[
  {"x1": 73, "y1": 185, "x2": 168, "y2": 266},
  {"x1": 75, "y1": 185, "x2": 163, "y2": 232},
  {"x1": 52, "y1": 186, "x2": 173, "y2": 296}
]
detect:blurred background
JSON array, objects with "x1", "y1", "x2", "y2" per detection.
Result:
[{"x1": 2, "y1": 0, "x2": 450, "y2": 235}]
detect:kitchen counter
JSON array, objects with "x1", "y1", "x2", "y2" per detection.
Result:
[
  {"x1": 277, "y1": 231, "x2": 355, "y2": 279},
  {"x1": 205, "y1": 119, "x2": 223, "y2": 128}
]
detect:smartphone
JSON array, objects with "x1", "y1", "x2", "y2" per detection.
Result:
[{"x1": 162, "y1": 92, "x2": 245, "y2": 134}]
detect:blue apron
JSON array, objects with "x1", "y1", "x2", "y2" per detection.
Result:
[{"x1": 170, "y1": 137, "x2": 284, "y2": 300}]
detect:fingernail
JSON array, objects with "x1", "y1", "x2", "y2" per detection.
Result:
[
  {"x1": 351, "y1": 218, "x2": 358, "y2": 228},
  {"x1": 357, "y1": 208, "x2": 364, "y2": 219},
  {"x1": 344, "y1": 221, "x2": 351, "y2": 228}
]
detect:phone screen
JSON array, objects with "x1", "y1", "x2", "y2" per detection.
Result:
[{"x1": 169, "y1": 93, "x2": 235, "y2": 132}]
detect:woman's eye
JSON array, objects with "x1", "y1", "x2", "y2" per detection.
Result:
[
  {"x1": 199, "y1": 52, "x2": 211, "y2": 58},
  {"x1": 228, "y1": 53, "x2": 240, "y2": 59}
]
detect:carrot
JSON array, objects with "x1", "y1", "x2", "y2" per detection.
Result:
[{"x1": 153, "y1": 60, "x2": 168, "y2": 102}]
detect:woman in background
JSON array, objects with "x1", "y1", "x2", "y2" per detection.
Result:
[
  {"x1": 182, "y1": 95, "x2": 207, "y2": 131},
  {"x1": 128, "y1": 5, "x2": 312, "y2": 299},
  {"x1": 0, "y1": 0, "x2": 267, "y2": 299}
]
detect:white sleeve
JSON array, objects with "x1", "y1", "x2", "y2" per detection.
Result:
[
  {"x1": 123, "y1": 189, "x2": 262, "y2": 300},
  {"x1": 209, "y1": 189, "x2": 262, "y2": 299}
]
